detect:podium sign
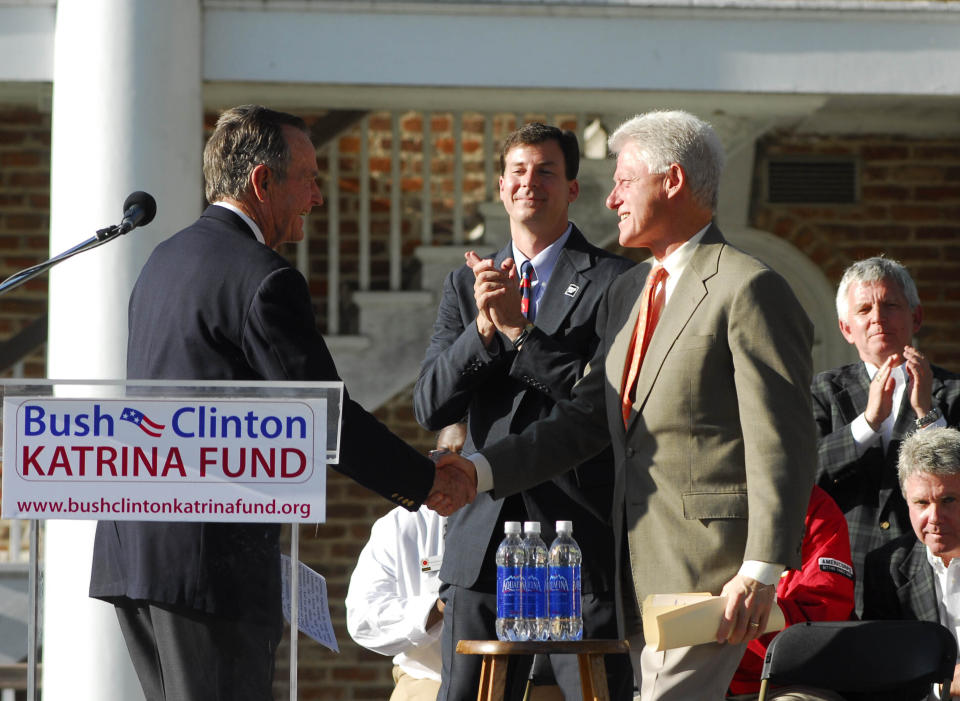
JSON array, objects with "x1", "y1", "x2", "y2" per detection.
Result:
[{"x1": 1, "y1": 380, "x2": 343, "y2": 524}]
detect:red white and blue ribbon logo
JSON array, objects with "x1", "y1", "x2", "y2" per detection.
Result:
[{"x1": 120, "y1": 407, "x2": 166, "y2": 438}]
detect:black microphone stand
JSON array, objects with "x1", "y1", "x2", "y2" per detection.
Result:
[{"x1": 0, "y1": 222, "x2": 126, "y2": 296}]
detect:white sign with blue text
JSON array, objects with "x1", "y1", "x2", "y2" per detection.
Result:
[{"x1": 2, "y1": 397, "x2": 327, "y2": 523}]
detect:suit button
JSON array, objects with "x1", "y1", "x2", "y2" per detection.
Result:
[
  {"x1": 880, "y1": 521, "x2": 890, "y2": 530},
  {"x1": 626, "y1": 448, "x2": 635, "y2": 457}
]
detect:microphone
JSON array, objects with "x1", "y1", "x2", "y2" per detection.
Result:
[
  {"x1": 0, "y1": 191, "x2": 159, "y2": 296},
  {"x1": 117, "y1": 191, "x2": 158, "y2": 235}
]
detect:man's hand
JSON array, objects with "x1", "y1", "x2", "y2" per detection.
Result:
[
  {"x1": 424, "y1": 463, "x2": 476, "y2": 516},
  {"x1": 432, "y1": 452, "x2": 478, "y2": 498},
  {"x1": 865, "y1": 354, "x2": 898, "y2": 432},
  {"x1": 436, "y1": 422, "x2": 467, "y2": 454},
  {"x1": 903, "y1": 345, "x2": 933, "y2": 419},
  {"x1": 465, "y1": 251, "x2": 526, "y2": 342},
  {"x1": 716, "y1": 574, "x2": 777, "y2": 645},
  {"x1": 426, "y1": 597, "x2": 445, "y2": 630},
  {"x1": 948, "y1": 661, "x2": 960, "y2": 697},
  {"x1": 465, "y1": 251, "x2": 498, "y2": 344}
]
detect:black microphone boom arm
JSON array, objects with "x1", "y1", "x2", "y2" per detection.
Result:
[{"x1": 0, "y1": 191, "x2": 157, "y2": 297}]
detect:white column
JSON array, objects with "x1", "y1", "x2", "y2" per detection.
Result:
[{"x1": 44, "y1": 1, "x2": 202, "y2": 699}]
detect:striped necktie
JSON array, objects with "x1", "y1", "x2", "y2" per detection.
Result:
[
  {"x1": 621, "y1": 264, "x2": 668, "y2": 428},
  {"x1": 520, "y1": 260, "x2": 535, "y2": 321}
]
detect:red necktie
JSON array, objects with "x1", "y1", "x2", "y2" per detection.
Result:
[
  {"x1": 621, "y1": 265, "x2": 668, "y2": 428},
  {"x1": 520, "y1": 260, "x2": 534, "y2": 321}
]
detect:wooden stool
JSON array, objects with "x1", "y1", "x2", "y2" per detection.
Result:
[{"x1": 456, "y1": 639, "x2": 630, "y2": 701}]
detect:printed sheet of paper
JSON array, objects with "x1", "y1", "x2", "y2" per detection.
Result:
[
  {"x1": 281, "y1": 554, "x2": 339, "y2": 652},
  {"x1": 641, "y1": 593, "x2": 785, "y2": 651}
]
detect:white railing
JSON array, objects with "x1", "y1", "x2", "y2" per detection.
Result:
[{"x1": 317, "y1": 109, "x2": 608, "y2": 334}]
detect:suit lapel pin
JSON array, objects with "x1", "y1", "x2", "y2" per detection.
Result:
[{"x1": 564, "y1": 283, "x2": 580, "y2": 298}]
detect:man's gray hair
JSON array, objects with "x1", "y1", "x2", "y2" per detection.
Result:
[
  {"x1": 898, "y1": 426, "x2": 960, "y2": 493},
  {"x1": 607, "y1": 110, "x2": 725, "y2": 212},
  {"x1": 835, "y1": 256, "x2": 920, "y2": 322},
  {"x1": 202, "y1": 104, "x2": 308, "y2": 204}
]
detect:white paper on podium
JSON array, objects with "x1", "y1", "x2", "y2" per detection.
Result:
[{"x1": 281, "y1": 554, "x2": 339, "y2": 652}]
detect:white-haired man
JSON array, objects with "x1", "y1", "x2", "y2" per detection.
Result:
[
  {"x1": 438, "y1": 110, "x2": 816, "y2": 699},
  {"x1": 813, "y1": 256, "x2": 960, "y2": 615}
]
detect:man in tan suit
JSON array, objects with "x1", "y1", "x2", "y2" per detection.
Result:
[{"x1": 436, "y1": 110, "x2": 816, "y2": 699}]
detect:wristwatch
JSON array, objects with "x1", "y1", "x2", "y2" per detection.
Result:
[{"x1": 916, "y1": 406, "x2": 943, "y2": 430}]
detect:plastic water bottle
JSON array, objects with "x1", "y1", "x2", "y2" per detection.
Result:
[
  {"x1": 548, "y1": 520, "x2": 583, "y2": 641},
  {"x1": 496, "y1": 521, "x2": 525, "y2": 641},
  {"x1": 521, "y1": 521, "x2": 550, "y2": 641}
]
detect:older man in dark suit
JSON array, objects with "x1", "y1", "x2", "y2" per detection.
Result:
[
  {"x1": 415, "y1": 123, "x2": 634, "y2": 701},
  {"x1": 863, "y1": 426, "x2": 960, "y2": 699},
  {"x1": 439, "y1": 110, "x2": 816, "y2": 700},
  {"x1": 813, "y1": 257, "x2": 960, "y2": 614},
  {"x1": 89, "y1": 105, "x2": 472, "y2": 701}
]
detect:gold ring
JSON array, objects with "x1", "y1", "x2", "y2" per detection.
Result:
[{"x1": 748, "y1": 621, "x2": 760, "y2": 627}]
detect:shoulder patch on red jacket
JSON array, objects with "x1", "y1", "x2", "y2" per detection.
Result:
[{"x1": 818, "y1": 557, "x2": 854, "y2": 580}]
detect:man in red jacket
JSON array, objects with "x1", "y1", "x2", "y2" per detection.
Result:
[{"x1": 727, "y1": 486, "x2": 855, "y2": 700}]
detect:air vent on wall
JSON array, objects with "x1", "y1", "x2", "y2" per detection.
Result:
[{"x1": 765, "y1": 158, "x2": 858, "y2": 204}]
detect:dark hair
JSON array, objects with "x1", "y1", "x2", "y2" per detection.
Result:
[
  {"x1": 203, "y1": 104, "x2": 308, "y2": 203},
  {"x1": 498, "y1": 123, "x2": 580, "y2": 180}
]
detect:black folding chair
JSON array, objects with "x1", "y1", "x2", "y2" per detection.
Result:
[{"x1": 758, "y1": 620, "x2": 957, "y2": 701}]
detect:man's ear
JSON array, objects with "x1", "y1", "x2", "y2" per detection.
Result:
[
  {"x1": 664, "y1": 163, "x2": 685, "y2": 199},
  {"x1": 838, "y1": 317, "x2": 856, "y2": 345},
  {"x1": 250, "y1": 164, "x2": 271, "y2": 203}
]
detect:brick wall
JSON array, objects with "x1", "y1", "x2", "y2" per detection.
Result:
[
  {"x1": 307, "y1": 110, "x2": 578, "y2": 333},
  {"x1": 0, "y1": 106, "x2": 50, "y2": 377},
  {"x1": 751, "y1": 132, "x2": 960, "y2": 370},
  {"x1": 3, "y1": 103, "x2": 960, "y2": 697}
]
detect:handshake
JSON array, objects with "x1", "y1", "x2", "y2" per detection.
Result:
[
  {"x1": 421, "y1": 423, "x2": 480, "y2": 516},
  {"x1": 424, "y1": 451, "x2": 478, "y2": 516}
]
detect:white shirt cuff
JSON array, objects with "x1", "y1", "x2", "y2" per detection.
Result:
[
  {"x1": 739, "y1": 561, "x2": 783, "y2": 586},
  {"x1": 850, "y1": 412, "x2": 881, "y2": 453},
  {"x1": 468, "y1": 452, "x2": 494, "y2": 493}
]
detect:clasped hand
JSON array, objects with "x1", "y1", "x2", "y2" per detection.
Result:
[
  {"x1": 424, "y1": 453, "x2": 478, "y2": 516},
  {"x1": 466, "y1": 251, "x2": 527, "y2": 345},
  {"x1": 865, "y1": 345, "x2": 933, "y2": 431}
]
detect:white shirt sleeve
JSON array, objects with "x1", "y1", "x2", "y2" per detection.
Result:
[
  {"x1": 738, "y1": 560, "x2": 783, "y2": 586},
  {"x1": 345, "y1": 509, "x2": 444, "y2": 657},
  {"x1": 850, "y1": 412, "x2": 882, "y2": 457},
  {"x1": 471, "y1": 452, "x2": 495, "y2": 493}
]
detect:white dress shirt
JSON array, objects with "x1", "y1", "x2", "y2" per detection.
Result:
[
  {"x1": 212, "y1": 201, "x2": 266, "y2": 245},
  {"x1": 927, "y1": 547, "x2": 960, "y2": 698},
  {"x1": 345, "y1": 506, "x2": 446, "y2": 680}
]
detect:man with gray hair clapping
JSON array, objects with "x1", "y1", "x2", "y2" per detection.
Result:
[{"x1": 814, "y1": 256, "x2": 960, "y2": 615}]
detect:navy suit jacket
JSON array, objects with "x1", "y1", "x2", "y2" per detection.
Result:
[
  {"x1": 90, "y1": 204, "x2": 435, "y2": 626},
  {"x1": 414, "y1": 225, "x2": 633, "y2": 592}
]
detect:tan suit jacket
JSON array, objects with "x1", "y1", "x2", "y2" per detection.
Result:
[{"x1": 484, "y1": 225, "x2": 816, "y2": 619}]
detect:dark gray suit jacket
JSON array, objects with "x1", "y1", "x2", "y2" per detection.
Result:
[
  {"x1": 813, "y1": 361, "x2": 960, "y2": 612},
  {"x1": 414, "y1": 225, "x2": 633, "y2": 592},
  {"x1": 863, "y1": 534, "x2": 939, "y2": 624},
  {"x1": 90, "y1": 205, "x2": 435, "y2": 627}
]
